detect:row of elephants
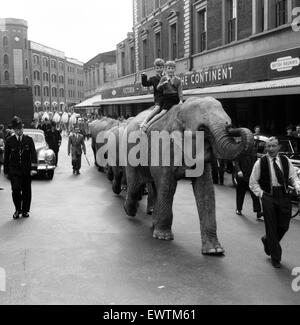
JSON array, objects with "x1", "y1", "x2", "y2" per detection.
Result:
[{"x1": 89, "y1": 97, "x2": 254, "y2": 256}]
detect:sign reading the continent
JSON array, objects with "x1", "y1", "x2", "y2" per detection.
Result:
[{"x1": 101, "y1": 47, "x2": 300, "y2": 99}]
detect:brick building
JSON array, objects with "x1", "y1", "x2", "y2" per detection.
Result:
[{"x1": 87, "y1": 0, "x2": 300, "y2": 135}]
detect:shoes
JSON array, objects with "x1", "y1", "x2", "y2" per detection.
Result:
[
  {"x1": 271, "y1": 259, "x2": 281, "y2": 269},
  {"x1": 22, "y1": 212, "x2": 30, "y2": 218},
  {"x1": 261, "y1": 237, "x2": 271, "y2": 256},
  {"x1": 76, "y1": 170, "x2": 80, "y2": 175},
  {"x1": 13, "y1": 211, "x2": 20, "y2": 219},
  {"x1": 236, "y1": 210, "x2": 242, "y2": 216},
  {"x1": 73, "y1": 170, "x2": 76, "y2": 175}
]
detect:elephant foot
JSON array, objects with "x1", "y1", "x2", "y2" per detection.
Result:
[
  {"x1": 153, "y1": 229, "x2": 174, "y2": 241},
  {"x1": 202, "y1": 244, "x2": 225, "y2": 256},
  {"x1": 112, "y1": 181, "x2": 122, "y2": 195},
  {"x1": 124, "y1": 201, "x2": 137, "y2": 217}
]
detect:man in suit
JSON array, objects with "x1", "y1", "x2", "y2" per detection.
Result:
[
  {"x1": 250, "y1": 137, "x2": 300, "y2": 268},
  {"x1": 292, "y1": 124, "x2": 300, "y2": 138},
  {"x1": 68, "y1": 125, "x2": 86, "y2": 175},
  {"x1": 45, "y1": 121, "x2": 62, "y2": 166},
  {"x1": 4, "y1": 117, "x2": 37, "y2": 219}
]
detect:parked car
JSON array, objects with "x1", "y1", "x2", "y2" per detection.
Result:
[{"x1": 23, "y1": 129, "x2": 56, "y2": 180}]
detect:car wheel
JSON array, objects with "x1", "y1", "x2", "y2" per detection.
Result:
[{"x1": 46, "y1": 170, "x2": 54, "y2": 180}]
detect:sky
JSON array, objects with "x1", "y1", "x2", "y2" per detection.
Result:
[{"x1": 2, "y1": 0, "x2": 133, "y2": 63}]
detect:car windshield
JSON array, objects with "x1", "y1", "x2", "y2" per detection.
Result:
[
  {"x1": 279, "y1": 140, "x2": 293, "y2": 153},
  {"x1": 26, "y1": 133, "x2": 45, "y2": 144}
]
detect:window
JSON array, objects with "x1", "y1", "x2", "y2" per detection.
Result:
[
  {"x1": 43, "y1": 72, "x2": 49, "y2": 82},
  {"x1": 4, "y1": 71, "x2": 9, "y2": 81},
  {"x1": 43, "y1": 86, "x2": 49, "y2": 97},
  {"x1": 52, "y1": 87, "x2": 57, "y2": 97},
  {"x1": 154, "y1": 0, "x2": 160, "y2": 10},
  {"x1": 130, "y1": 46, "x2": 135, "y2": 74},
  {"x1": 196, "y1": 8, "x2": 207, "y2": 53},
  {"x1": 142, "y1": 0, "x2": 146, "y2": 18},
  {"x1": 25, "y1": 77, "x2": 29, "y2": 85},
  {"x1": 34, "y1": 71, "x2": 40, "y2": 81},
  {"x1": 34, "y1": 85, "x2": 41, "y2": 97},
  {"x1": 24, "y1": 39, "x2": 27, "y2": 49},
  {"x1": 33, "y1": 55, "x2": 40, "y2": 65},
  {"x1": 255, "y1": 0, "x2": 265, "y2": 33},
  {"x1": 59, "y1": 75, "x2": 64, "y2": 83},
  {"x1": 51, "y1": 60, "x2": 57, "y2": 69},
  {"x1": 170, "y1": 23, "x2": 178, "y2": 60},
  {"x1": 59, "y1": 62, "x2": 64, "y2": 71},
  {"x1": 142, "y1": 39, "x2": 148, "y2": 69},
  {"x1": 155, "y1": 32, "x2": 161, "y2": 58},
  {"x1": 43, "y1": 57, "x2": 49, "y2": 67},
  {"x1": 59, "y1": 88, "x2": 64, "y2": 97},
  {"x1": 121, "y1": 52, "x2": 126, "y2": 76},
  {"x1": 51, "y1": 74, "x2": 57, "y2": 83},
  {"x1": 227, "y1": 0, "x2": 237, "y2": 43},
  {"x1": 3, "y1": 54, "x2": 9, "y2": 66},
  {"x1": 25, "y1": 60, "x2": 28, "y2": 70},
  {"x1": 3, "y1": 36, "x2": 8, "y2": 47},
  {"x1": 276, "y1": 0, "x2": 287, "y2": 27}
]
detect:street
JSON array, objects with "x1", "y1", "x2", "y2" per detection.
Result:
[{"x1": 0, "y1": 136, "x2": 300, "y2": 305}]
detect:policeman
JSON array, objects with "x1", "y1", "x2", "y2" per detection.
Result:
[
  {"x1": 45, "y1": 121, "x2": 62, "y2": 166},
  {"x1": 4, "y1": 117, "x2": 38, "y2": 219}
]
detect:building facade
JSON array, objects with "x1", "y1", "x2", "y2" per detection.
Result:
[
  {"x1": 1, "y1": 18, "x2": 85, "y2": 112},
  {"x1": 87, "y1": 0, "x2": 300, "y2": 134},
  {"x1": 0, "y1": 18, "x2": 31, "y2": 86}
]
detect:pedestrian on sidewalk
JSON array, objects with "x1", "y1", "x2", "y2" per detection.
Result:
[
  {"x1": 250, "y1": 137, "x2": 300, "y2": 268},
  {"x1": 68, "y1": 125, "x2": 86, "y2": 175},
  {"x1": 234, "y1": 148, "x2": 263, "y2": 220},
  {"x1": 3, "y1": 116, "x2": 38, "y2": 219},
  {"x1": 45, "y1": 121, "x2": 62, "y2": 166}
]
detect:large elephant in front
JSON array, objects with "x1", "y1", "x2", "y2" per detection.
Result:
[{"x1": 122, "y1": 97, "x2": 254, "y2": 255}]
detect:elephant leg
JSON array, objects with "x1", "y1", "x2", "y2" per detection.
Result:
[
  {"x1": 107, "y1": 166, "x2": 114, "y2": 182},
  {"x1": 192, "y1": 163, "x2": 225, "y2": 256},
  {"x1": 152, "y1": 174, "x2": 177, "y2": 241},
  {"x1": 112, "y1": 167, "x2": 122, "y2": 195},
  {"x1": 147, "y1": 182, "x2": 157, "y2": 215},
  {"x1": 124, "y1": 167, "x2": 142, "y2": 217}
]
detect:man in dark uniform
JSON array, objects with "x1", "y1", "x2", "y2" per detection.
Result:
[
  {"x1": 4, "y1": 117, "x2": 38, "y2": 219},
  {"x1": 68, "y1": 125, "x2": 86, "y2": 175},
  {"x1": 45, "y1": 121, "x2": 62, "y2": 166},
  {"x1": 250, "y1": 137, "x2": 300, "y2": 268}
]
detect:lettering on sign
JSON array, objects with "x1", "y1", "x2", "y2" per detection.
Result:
[{"x1": 270, "y1": 56, "x2": 300, "y2": 72}]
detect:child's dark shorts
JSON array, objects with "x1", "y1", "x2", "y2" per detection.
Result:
[{"x1": 162, "y1": 94, "x2": 180, "y2": 111}]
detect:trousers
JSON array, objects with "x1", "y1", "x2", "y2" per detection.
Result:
[{"x1": 10, "y1": 174, "x2": 32, "y2": 213}]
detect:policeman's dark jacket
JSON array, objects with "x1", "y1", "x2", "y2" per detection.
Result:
[
  {"x1": 45, "y1": 129, "x2": 62, "y2": 152},
  {"x1": 141, "y1": 74, "x2": 164, "y2": 105},
  {"x1": 4, "y1": 135, "x2": 38, "y2": 176},
  {"x1": 259, "y1": 154, "x2": 290, "y2": 194}
]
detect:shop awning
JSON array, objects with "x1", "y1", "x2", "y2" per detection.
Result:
[
  {"x1": 93, "y1": 94, "x2": 153, "y2": 105},
  {"x1": 74, "y1": 94, "x2": 103, "y2": 108},
  {"x1": 93, "y1": 77, "x2": 300, "y2": 106},
  {"x1": 184, "y1": 77, "x2": 300, "y2": 99}
]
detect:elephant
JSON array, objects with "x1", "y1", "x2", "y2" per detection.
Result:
[
  {"x1": 90, "y1": 117, "x2": 120, "y2": 171},
  {"x1": 122, "y1": 97, "x2": 254, "y2": 255}
]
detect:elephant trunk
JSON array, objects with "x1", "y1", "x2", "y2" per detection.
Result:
[{"x1": 209, "y1": 124, "x2": 254, "y2": 160}]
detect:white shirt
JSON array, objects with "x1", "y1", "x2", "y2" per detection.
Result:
[{"x1": 249, "y1": 154, "x2": 300, "y2": 198}]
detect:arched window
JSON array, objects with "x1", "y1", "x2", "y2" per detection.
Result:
[
  {"x1": 59, "y1": 88, "x2": 64, "y2": 97},
  {"x1": 25, "y1": 77, "x2": 29, "y2": 85},
  {"x1": 59, "y1": 62, "x2": 64, "y2": 71},
  {"x1": 34, "y1": 85, "x2": 41, "y2": 97},
  {"x1": 4, "y1": 71, "x2": 9, "y2": 81},
  {"x1": 34, "y1": 70, "x2": 40, "y2": 81},
  {"x1": 44, "y1": 86, "x2": 49, "y2": 97},
  {"x1": 52, "y1": 87, "x2": 57, "y2": 97},
  {"x1": 51, "y1": 60, "x2": 57, "y2": 69},
  {"x1": 51, "y1": 74, "x2": 57, "y2": 83},
  {"x1": 43, "y1": 72, "x2": 49, "y2": 82},
  {"x1": 33, "y1": 55, "x2": 40, "y2": 65},
  {"x1": 3, "y1": 54, "x2": 9, "y2": 65},
  {"x1": 3, "y1": 36, "x2": 8, "y2": 47},
  {"x1": 43, "y1": 57, "x2": 49, "y2": 67}
]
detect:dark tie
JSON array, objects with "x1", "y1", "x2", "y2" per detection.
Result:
[
  {"x1": 273, "y1": 158, "x2": 285, "y2": 186},
  {"x1": 18, "y1": 136, "x2": 21, "y2": 143}
]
